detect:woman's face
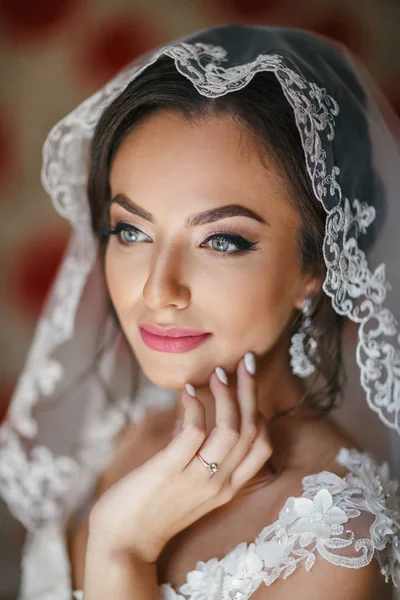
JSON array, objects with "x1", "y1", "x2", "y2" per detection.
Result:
[{"x1": 106, "y1": 110, "x2": 315, "y2": 390}]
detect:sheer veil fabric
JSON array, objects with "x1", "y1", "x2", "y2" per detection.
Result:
[{"x1": 1, "y1": 24, "x2": 400, "y2": 599}]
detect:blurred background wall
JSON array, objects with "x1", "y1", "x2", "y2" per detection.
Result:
[{"x1": 0, "y1": 0, "x2": 399, "y2": 598}]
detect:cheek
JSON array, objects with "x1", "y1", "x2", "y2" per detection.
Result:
[
  {"x1": 104, "y1": 239, "x2": 300, "y2": 357},
  {"x1": 104, "y1": 245, "x2": 132, "y2": 318},
  {"x1": 210, "y1": 252, "x2": 300, "y2": 352}
]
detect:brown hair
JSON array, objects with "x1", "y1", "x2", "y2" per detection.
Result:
[{"x1": 87, "y1": 54, "x2": 347, "y2": 421}]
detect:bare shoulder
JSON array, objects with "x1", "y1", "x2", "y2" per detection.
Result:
[{"x1": 247, "y1": 414, "x2": 391, "y2": 600}]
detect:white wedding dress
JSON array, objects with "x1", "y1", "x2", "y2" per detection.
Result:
[{"x1": 70, "y1": 447, "x2": 399, "y2": 600}]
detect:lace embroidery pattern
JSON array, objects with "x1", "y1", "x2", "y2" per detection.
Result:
[
  {"x1": 0, "y1": 39, "x2": 399, "y2": 599},
  {"x1": 0, "y1": 433, "x2": 79, "y2": 529},
  {"x1": 157, "y1": 449, "x2": 400, "y2": 599},
  {"x1": 38, "y1": 39, "x2": 400, "y2": 451},
  {"x1": 72, "y1": 449, "x2": 399, "y2": 600}
]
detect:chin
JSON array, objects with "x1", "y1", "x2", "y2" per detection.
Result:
[{"x1": 135, "y1": 353, "x2": 212, "y2": 391}]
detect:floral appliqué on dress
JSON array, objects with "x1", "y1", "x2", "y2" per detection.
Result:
[{"x1": 157, "y1": 448, "x2": 400, "y2": 600}]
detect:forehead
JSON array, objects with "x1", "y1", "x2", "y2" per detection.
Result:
[{"x1": 109, "y1": 110, "x2": 300, "y2": 229}]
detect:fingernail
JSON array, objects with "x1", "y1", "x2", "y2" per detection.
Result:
[
  {"x1": 185, "y1": 383, "x2": 196, "y2": 397},
  {"x1": 215, "y1": 366, "x2": 228, "y2": 384},
  {"x1": 244, "y1": 352, "x2": 256, "y2": 375}
]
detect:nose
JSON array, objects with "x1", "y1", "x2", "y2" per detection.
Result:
[{"x1": 142, "y1": 245, "x2": 190, "y2": 310}]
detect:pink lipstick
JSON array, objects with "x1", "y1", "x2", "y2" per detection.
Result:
[{"x1": 139, "y1": 323, "x2": 212, "y2": 353}]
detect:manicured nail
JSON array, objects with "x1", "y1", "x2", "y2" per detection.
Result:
[
  {"x1": 215, "y1": 366, "x2": 228, "y2": 384},
  {"x1": 244, "y1": 352, "x2": 256, "y2": 375},
  {"x1": 185, "y1": 383, "x2": 196, "y2": 397}
]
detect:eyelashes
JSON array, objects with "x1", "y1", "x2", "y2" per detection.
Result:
[
  {"x1": 102, "y1": 222, "x2": 148, "y2": 245},
  {"x1": 101, "y1": 222, "x2": 259, "y2": 256},
  {"x1": 203, "y1": 232, "x2": 259, "y2": 255}
]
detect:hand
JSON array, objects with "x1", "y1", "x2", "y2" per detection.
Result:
[{"x1": 88, "y1": 352, "x2": 272, "y2": 563}]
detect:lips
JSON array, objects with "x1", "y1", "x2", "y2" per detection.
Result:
[{"x1": 138, "y1": 324, "x2": 212, "y2": 353}]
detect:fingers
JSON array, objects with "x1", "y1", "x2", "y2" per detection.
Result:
[
  {"x1": 212, "y1": 368, "x2": 241, "y2": 432},
  {"x1": 193, "y1": 357, "x2": 257, "y2": 474},
  {"x1": 163, "y1": 387, "x2": 207, "y2": 471},
  {"x1": 229, "y1": 417, "x2": 272, "y2": 492},
  {"x1": 183, "y1": 353, "x2": 263, "y2": 484},
  {"x1": 162, "y1": 351, "x2": 272, "y2": 494},
  {"x1": 237, "y1": 354, "x2": 258, "y2": 431},
  {"x1": 216, "y1": 355, "x2": 268, "y2": 476},
  {"x1": 182, "y1": 369, "x2": 243, "y2": 475}
]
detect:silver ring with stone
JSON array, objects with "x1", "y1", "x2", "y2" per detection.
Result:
[{"x1": 196, "y1": 452, "x2": 219, "y2": 476}]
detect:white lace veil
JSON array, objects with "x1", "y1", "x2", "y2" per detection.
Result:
[{"x1": 1, "y1": 24, "x2": 400, "y2": 598}]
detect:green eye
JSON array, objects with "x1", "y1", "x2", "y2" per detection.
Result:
[
  {"x1": 101, "y1": 223, "x2": 147, "y2": 245},
  {"x1": 210, "y1": 237, "x2": 230, "y2": 252},
  {"x1": 101, "y1": 224, "x2": 259, "y2": 256},
  {"x1": 201, "y1": 233, "x2": 259, "y2": 255},
  {"x1": 120, "y1": 228, "x2": 139, "y2": 243}
]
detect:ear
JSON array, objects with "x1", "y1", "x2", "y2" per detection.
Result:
[{"x1": 293, "y1": 271, "x2": 324, "y2": 312}]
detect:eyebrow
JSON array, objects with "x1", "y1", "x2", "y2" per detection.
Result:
[{"x1": 110, "y1": 194, "x2": 268, "y2": 227}]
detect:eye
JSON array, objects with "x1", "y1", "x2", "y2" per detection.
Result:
[
  {"x1": 120, "y1": 227, "x2": 141, "y2": 244},
  {"x1": 101, "y1": 224, "x2": 259, "y2": 256},
  {"x1": 200, "y1": 232, "x2": 259, "y2": 255},
  {"x1": 101, "y1": 223, "x2": 149, "y2": 245}
]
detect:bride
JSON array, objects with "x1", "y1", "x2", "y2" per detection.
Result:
[{"x1": 1, "y1": 24, "x2": 399, "y2": 600}]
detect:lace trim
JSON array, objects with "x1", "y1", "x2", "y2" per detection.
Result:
[
  {"x1": 0, "y1": 38, "x2": 399, "y2": 598},
  {"x1": 4, "y1": 232, "x2": 95, "y2": 440},
  {"x1": 72, "y1": 449, "x2": 400, "y2": 599},
  {"x1": 21, "y1": 525, "x2": 72, "y2": 600},
  {"x1": 38, "y1": 39, "x2": 400, "y2": 449},
  {"x1": 159, "y1": 448, "x2": 400, "y2": 599},
  {"x1": 0, "y1": 429, "x2": 79, "y2": 529}
]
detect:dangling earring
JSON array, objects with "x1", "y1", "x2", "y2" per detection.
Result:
[{"x1": 289, "y1": 297, "x2": 318, "y2": 378}]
